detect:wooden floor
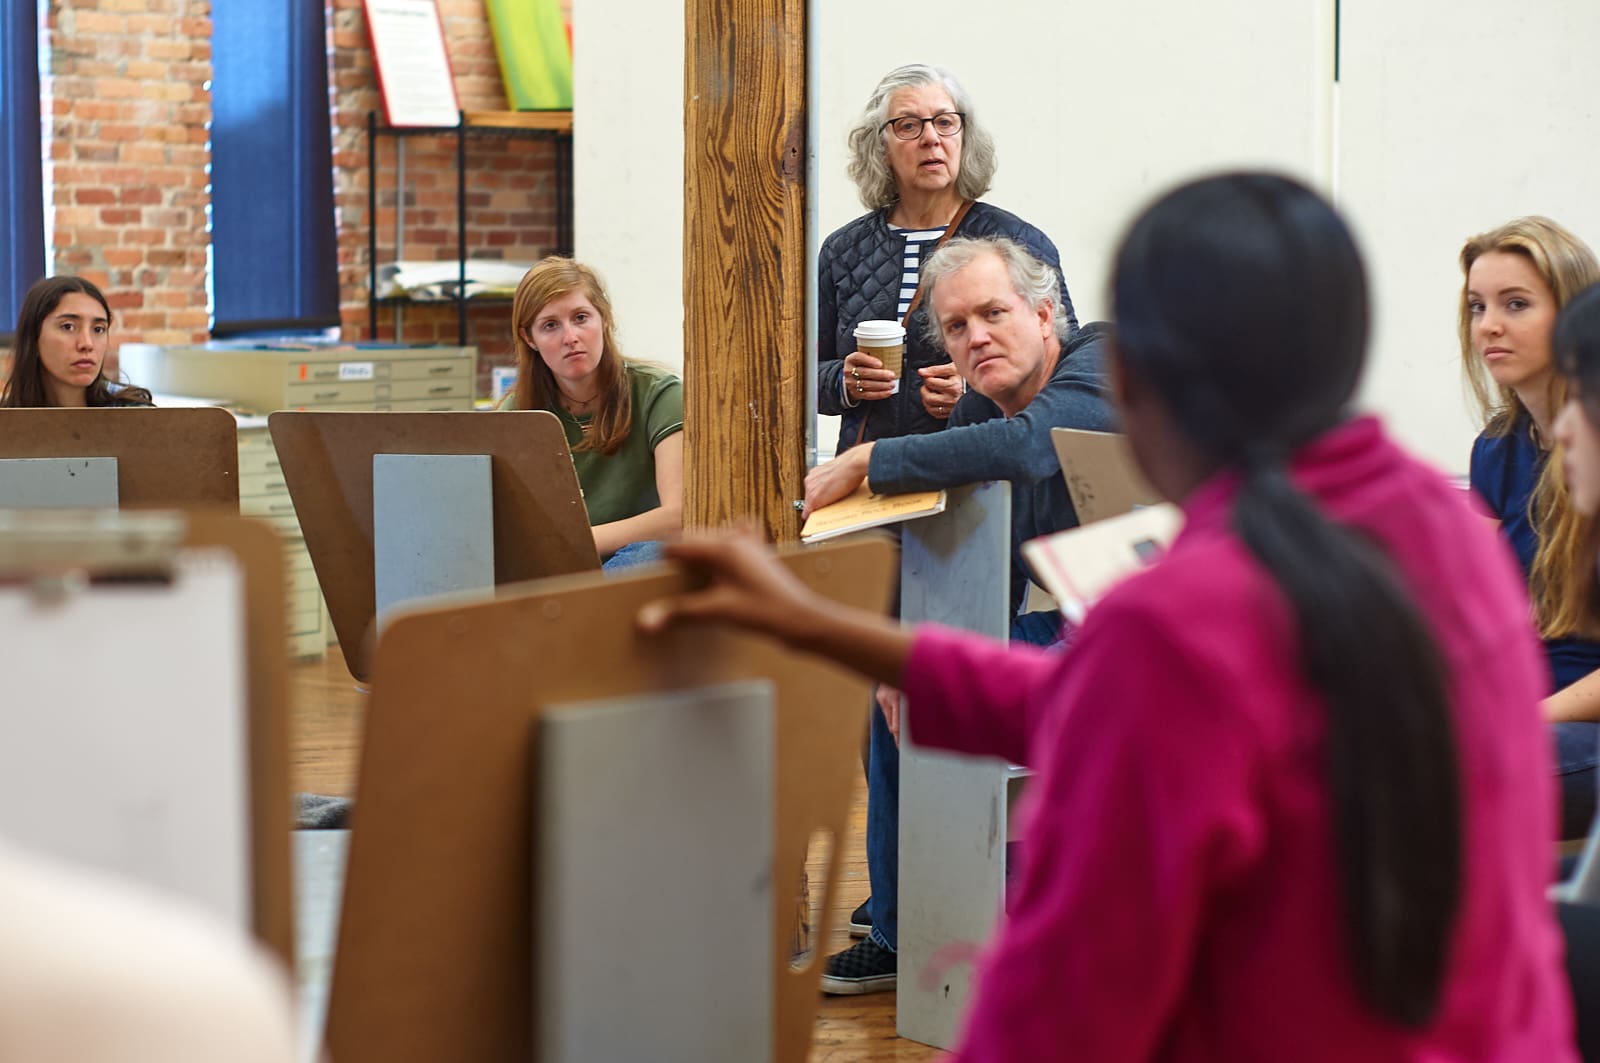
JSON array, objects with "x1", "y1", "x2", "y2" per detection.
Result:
[{"x1": 289, "y1": 646, "x2": 943, "y2": 1062}]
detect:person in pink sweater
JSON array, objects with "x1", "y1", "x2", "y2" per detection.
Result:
[{"x1": 638, "y1": 172, "x2": 1577, "y2": 1060}]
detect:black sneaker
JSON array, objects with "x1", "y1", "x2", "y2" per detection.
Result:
[
  {"x1": 848, "y1": 900, "x2": 872, "y2": 938},
  {"x1": 820, "y1": 936, "x2": 896, "y2": 995}
]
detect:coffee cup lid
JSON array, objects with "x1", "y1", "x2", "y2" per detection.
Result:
[{"x1": 853, "y1": 320, "x2": 906, "y2": 342}]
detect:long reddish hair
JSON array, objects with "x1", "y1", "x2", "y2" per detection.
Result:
[{"x1": 510, "y1": 257, "x2": 632, "y2": 455}]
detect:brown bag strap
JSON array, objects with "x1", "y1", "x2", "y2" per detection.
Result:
[
  {"x1": 901, "y1": 198, "x2": 974, "y2": 326},
  {"x1": 853, "y1": 198, "x2": 974, "y2": 447}
]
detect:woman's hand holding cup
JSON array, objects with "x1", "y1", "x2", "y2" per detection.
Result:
[{"x1": 843, "y1": 349, "x2": 898, "y2": 402}]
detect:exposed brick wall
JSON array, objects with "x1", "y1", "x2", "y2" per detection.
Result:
[
  {"x1": 35, "y1": 1, "x2": 568, "y2": 398},
  {"x1": 42, "y1": 0, "x2": 213, "y2": 370},
  {"x1": 329, "y1": 0, "x2": 572, "y2": 396}
]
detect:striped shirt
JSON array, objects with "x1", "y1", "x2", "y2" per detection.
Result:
[
  {"x1": 842, "y1": 224, "x2": 945, "y2": 410},
  {"x1": 893, "y1": 225, "x2": 946, "y2": 319}
]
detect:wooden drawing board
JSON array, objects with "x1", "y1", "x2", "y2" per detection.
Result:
[
  {"x1": 0, "y1": 407, "x2": 239, "y2": 507},
  {"x1": 268, "y1": 411, "x2": 599, "y2": 682},
  {"x1": 1051, "y1": 427, "x2": 1161, "y2": 526},
  {"x1": 326, "y1": 536, "x2": 897, "y2": 1063},
  {"x1": 183, "y1": 512, "x2": 295, "y2": 966}
]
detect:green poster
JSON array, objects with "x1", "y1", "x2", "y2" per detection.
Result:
[{"x1": 486, "y1": 0, "x2": 574, "y2": 110}]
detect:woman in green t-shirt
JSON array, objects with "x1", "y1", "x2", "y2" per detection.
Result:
[{"x1": 500, "y1": 257, "x2": 684, "y2": 566}]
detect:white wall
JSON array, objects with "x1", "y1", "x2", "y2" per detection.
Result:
[
  {"x1": 810, "y1": 1, "x2": 1330, "y2": 323},
  {"x1": 576, "y1": 0, "x2": 1600, "y2": 473},
  {"x1": 572, "y1": 0, "x2": 686, "y2": 373},
  {"x1": 1338, "y1": 0, "x2": 1600, "y2": 470}
]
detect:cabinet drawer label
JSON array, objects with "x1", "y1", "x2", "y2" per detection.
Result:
[{"x1": 339, "y1": 361, "x2": 376, "y2": 381}]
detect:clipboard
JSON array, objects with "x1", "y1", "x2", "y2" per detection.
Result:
[{"x1": 0, "y1": 509, "x2": 292, "y2": 964}]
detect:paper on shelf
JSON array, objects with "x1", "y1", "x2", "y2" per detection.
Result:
[{"x1": 376, "y1": 259, "x2": 535, "y2": 301}]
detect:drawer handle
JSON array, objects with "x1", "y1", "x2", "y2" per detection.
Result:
[
  {"x1": 428, "y1": 365, "x2": 452, "y2": 375},
  {"x1": 268, "y1": 502, "x2": 296, "y2": 514},
  {"x1": 428, "y1": 385, "x2": 454, "y2": 394},
  {"x1": 314, "y1": 390, "x2": 340, "y2": 401},
  {"x1": 312, "y1": 370, "x2": 338, "y2": 380}
]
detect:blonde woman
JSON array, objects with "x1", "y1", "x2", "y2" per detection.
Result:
[
  {"x1": 499, "y1": 257, "x2": 683, "y2": 568},
  {"x1": 1462, "y1": 216, "x2": 1600, "y2": 838}
]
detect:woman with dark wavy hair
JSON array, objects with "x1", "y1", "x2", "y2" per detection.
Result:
[
  {"x1": 1, "y1": 276, "x2": 152, "y2": 408},
  {"x1": 640, "y1": 174, "x2": 1576, "y2": 1060}
]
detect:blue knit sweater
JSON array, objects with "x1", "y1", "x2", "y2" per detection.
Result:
[{"x1": 867, "y1": 322, "x2": 1117, "y2": 613}]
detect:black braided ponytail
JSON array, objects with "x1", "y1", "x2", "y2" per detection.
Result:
[{"x1": 1113, "y1": 173, "x2": 1460, "y2": 1028}]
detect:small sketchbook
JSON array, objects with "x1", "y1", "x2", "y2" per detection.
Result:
[
  {"x1": 1022, "y1": 503, "x2": 1183, "y2": 625},
  {"x1": 1052, "y1": 428, "x2": 1161, "y2": 526},
  {"x1": 800, "y1": 484, "x2": 947, "y2": 543}
]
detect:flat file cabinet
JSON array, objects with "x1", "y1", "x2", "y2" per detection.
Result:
[
  {"x1": 237, "y1": 417, "x2": 326, "y2": 660},
  {"x1": 120, "y1": 343, "x2": 478, "y2": 415}
]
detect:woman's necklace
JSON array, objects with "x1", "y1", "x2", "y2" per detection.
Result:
[{"x1": 558, "y1": 385, "x2": 599, "y2": 415}]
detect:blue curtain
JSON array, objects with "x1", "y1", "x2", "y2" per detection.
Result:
[
  {"x1": 210, "y1": 0, "x2": 338, "y2": 335},
  {"x1": 0, "y1": 0, "x2": 45, "y2": 339}
]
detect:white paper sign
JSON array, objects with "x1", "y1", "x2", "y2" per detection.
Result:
[
  {"x1": 364, "y1": 0, "x2": 460, "y2": 128},
  {"x1": 339, "y1": 361, "x2": 376, "y2": 381},
  {"x1": 0, "y1": 551, "x2": 252, "y2": 927}
]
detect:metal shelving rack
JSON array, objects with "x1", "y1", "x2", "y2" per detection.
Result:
[{"x1": 366, "y1": 109, "x2": 574, "y2": 345}]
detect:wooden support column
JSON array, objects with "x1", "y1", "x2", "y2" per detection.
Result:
[{"x1": 683, "y1": 0, "x2": 807, "y2": 542}]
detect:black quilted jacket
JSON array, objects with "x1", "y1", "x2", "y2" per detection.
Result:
[{"x1": 816, "y1": 201, "x2": 1075, "y2": 453}]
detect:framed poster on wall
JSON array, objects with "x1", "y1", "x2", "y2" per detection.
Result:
[{"x1": 363, "y1": 0, "x2": 460, "y2": 127}]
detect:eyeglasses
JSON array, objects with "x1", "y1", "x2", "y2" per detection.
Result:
[{"x1": 881, "y1": 112, "x2": 964, "y2": 141}]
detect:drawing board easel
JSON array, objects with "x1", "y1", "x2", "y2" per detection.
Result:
[
  {"x1": 0, "y1": 407, "x2": 240, "y2": 507},
  {"x1": 896, "y1": 481, "x2": 1014, "y2": 1049},
  {"x1": 268, "y1": 411, "x2": 599, "y2": 681},
  {"x1": 0, "y1": 510, "x2": 293, "y2": 965},
  {"x1": 323, "y1": 537, "x2": 897, "y2": 1063}
]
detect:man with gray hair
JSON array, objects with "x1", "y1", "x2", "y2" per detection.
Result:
[{"x1": 804, "y1": 235, "x2": 1116, "y2": 993}]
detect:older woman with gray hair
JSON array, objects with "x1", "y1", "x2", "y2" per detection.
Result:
[{"x1": 817, "y1": 62, "x2": 1074, "y2": 454}]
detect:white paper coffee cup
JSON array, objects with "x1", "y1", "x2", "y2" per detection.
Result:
[{"x1": 854, "y1": 320, "x2": 906, "y2": 395}]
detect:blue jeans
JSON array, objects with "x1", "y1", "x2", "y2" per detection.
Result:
[
  {"x1": 866, "y1": 609, "x2": 1064, "y2": 953},
  {"x1": 601, "y1": 540, "x2": 664, "y2": 573},
  {"x1": 1555, "y1": 721, "x2": 1600, "y2": 841}
]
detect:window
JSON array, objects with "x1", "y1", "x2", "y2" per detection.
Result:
[
  {"x1": 209, "y1": 0, "x2": 339, "y2": 335},
  {"x1": 0, "y1": 0, "x2": 45, "y2": 338}
]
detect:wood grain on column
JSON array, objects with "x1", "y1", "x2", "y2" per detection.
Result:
[{"x1": 683, "y1": 0, "x2": 807, "y2": 541}]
